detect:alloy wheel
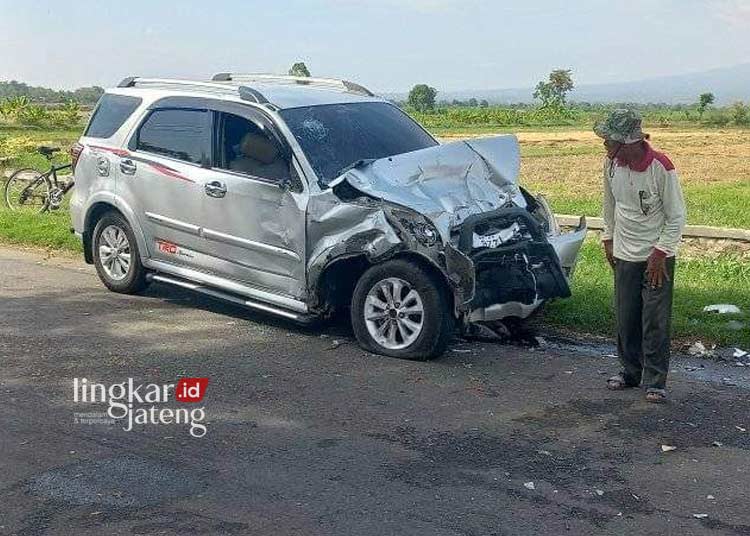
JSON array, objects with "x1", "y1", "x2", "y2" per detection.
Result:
[{"x1": 364, "y1": 277, "x2": 425, "y2": 350}]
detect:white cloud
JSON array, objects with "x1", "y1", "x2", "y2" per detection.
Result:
[{"x1": 714, "y1": 0, "x2": 750, "y2": 27}]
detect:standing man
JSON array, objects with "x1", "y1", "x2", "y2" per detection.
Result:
[{"x1": 594, "y1": 110, "x2": 686, "y2": 403}]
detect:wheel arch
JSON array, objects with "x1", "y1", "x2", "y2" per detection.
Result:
[
  {"x1": 315, "y1": 250, "x2": 455, "y2": 317},
  {"x1": 83, "y1": 198, "x2": 148, "y2": 265}
]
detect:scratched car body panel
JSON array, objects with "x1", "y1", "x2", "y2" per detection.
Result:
[{"x1": 70, "y1": 75, "x2": 586, "y2": 359}]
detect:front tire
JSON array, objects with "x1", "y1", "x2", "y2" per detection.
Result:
[
  {"x1": 92, "y1": 211, "x2": 147, "y2": 294},
  {"x1": 351, "y1": 259, "x2": 454, "y2": 360}
]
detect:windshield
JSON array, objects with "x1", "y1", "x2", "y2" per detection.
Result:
[{"x1": 280, "y1": 102, "x2": 438, "y2": 185}]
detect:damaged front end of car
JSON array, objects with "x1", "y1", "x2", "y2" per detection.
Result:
[{"x1": 306, "y1": 134, "x2": 587, "y2": 330}]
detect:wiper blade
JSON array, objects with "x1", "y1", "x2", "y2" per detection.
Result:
[{"x1": 333, "y1": 158, "x2": 376, "y2": 180}]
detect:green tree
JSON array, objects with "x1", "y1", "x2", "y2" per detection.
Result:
[
  {"x1": 0, "y1": 96, "x2": 29, "y2": 120},
  {"x1": 697, "y1": 92, "x2": 715, "y2": 118},
  {"x1": 730, "y1": 101, "x2": 748, "y2": 125},
  {"x1": 288, "y1": 62, "x2": 311, "y2": 77},
  {"x1": 407, "y1": 84, "x2": 438, "y2": 111},
  {"x1": 72, "y1": 86, "x2": 104, "y2": 105},
  {"x1": 533, "y1": 69, "x2": 574, "y2": 109},
  {"x1": 480, "y1": 99, "x2": 489, "y2": 108}
]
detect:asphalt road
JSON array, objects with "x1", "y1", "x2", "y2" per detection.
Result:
[{"x1": 1, "y1": 245, "x2": 749, "y2": 536}]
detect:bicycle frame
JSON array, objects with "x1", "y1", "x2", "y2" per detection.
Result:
[
  {"x1": 15, "y1": 162, "x2": 75, "y2": 209},
  {"x1": 48, "y1": 162, "x2": 75, "y2": 194}
]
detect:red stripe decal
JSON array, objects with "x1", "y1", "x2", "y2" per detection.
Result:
[
  {"x1": 88, "y1": 145, "x2": 194, "y2": 183},
  {"x1": 89, "y1": 144, "x2": 130, "y2": 157},
  {"x1": 148, "y1": 162, "x2": 195, "y2": 183}
]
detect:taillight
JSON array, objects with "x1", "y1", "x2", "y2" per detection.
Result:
[{"x1": 70, "y1": 142, "x2": 84, "y2": 172}]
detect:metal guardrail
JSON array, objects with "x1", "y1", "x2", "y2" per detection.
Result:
[{"x1": 555, "y1": 214, "x2": 750, "y2": 242}]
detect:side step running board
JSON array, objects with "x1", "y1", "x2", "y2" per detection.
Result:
[{"x1": 146, "y1": 273, "x2": 315, "y2": 324}]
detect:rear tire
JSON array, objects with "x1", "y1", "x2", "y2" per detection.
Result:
[
  {"x1": 92, "y1": 211, "x2": 148, "y2": 294},
  {"x1": 351, "y1": 259, "x2": 454, "y2": 360},
  {"x1": 4, "y1": 168, "x2": 51, "y2": 213}
]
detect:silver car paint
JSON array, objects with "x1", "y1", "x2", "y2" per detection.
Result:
[
  {"x1": 338, "y1": 135, "x2": 524, "y2": 239},
  {"x1": 72, "y1": 88, "x2": 586, "y2": 324}
]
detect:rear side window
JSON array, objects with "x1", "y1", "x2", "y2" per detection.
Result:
[
  {"x1": 135, "y1": 109, "x2": 209, "y2": 165},
  {"x1": 85, "y1": 94, "x2": 142, "y2": 138}
]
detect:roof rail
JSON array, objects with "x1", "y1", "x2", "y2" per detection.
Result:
[
  {"x1": 211, "y1": 73, "x2": 375, "y2": 97},
  {"x1": 116, "y1": 77, "x2": 269, "y2": 104}
]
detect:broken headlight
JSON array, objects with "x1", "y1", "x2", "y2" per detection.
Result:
[{"x1": 390, "y1": 209, "x2": 441, "y2": 247}]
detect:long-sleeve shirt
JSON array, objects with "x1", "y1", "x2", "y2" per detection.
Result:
[{"x1": 601, "y1": 143, "x2": 687, "y2": 262}]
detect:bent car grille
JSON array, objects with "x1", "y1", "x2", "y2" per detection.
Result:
[{"x1": 453, "y1": 208, "x2": 571, "y2": 308}]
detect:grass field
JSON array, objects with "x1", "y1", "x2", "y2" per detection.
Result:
[
  {"x1": 440, "y1": 127, "x2": 750, "y2": 229},
  {"x1": 1, "y1": 124, "x2": 748, "y2": 347},
  {"x1": 542, "y1": 238, "x2": 750, "y2": 348}
]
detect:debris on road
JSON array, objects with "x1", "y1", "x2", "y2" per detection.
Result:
[
  {"x1": 687, "y1": 341, "x2": 715, "y2": 357},
  {"x1": 693, "y1": 513, "x2": 709, "y2": 519},
  {"x1": 707, "y1": 495, "x2": 715, "y2": 500},
  {"x1": 594, "y1": 489, "x2": 604, "y2": 496},
  {"x1": 661, "y1": 445, "x2": 678, "y2": 452},
  {"x1": 524, "y1": 481, "x2": 535, "y2": 490},
  {"x1": 734, "y1": 348, "x2": 749, "y2": 359},
  {"x1": 736, "y1": 426, "x2": 746, "y2": 432},
  {"x1": 328, "y1": 339, "x2": 344, "y2": 350},
  {"x1": 703, "y1": 304, "x2": 742, "y2": 314},
  {"x1": 712, "y1": 441, "x2": 723, "y2": 447}
]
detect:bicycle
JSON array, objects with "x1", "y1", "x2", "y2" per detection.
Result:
[{"x1": 3, "y1": 146, "x2": 74, "y2": 213}]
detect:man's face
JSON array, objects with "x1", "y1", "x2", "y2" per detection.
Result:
[{"x1": 604, "y1": 139, "x2": 622, "y2": 160}]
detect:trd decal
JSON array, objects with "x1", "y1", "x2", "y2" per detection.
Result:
[{"x1": 155, "y1": 240, "x2": 195, "y2": 259}]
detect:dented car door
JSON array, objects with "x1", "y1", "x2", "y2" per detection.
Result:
[{"x1": 198, "y1": 105, "x2": 308, "y2": 299}]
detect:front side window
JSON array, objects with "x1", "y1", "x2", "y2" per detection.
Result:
[
  {"x1": 214, "y1": 112, "x2": 289, "y2": 182},
  {"x1": 136, "y1": 109, "x2": 209, "y2": 165},
  {"x1": 280, "y1": 102, "x2": 437, "y2": 185}
]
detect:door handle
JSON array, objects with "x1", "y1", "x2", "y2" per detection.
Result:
[
  {"x1": 205, "y1": 181, "x2": 227, "y2": 198},
  {"x1": 120, "y1": 159, "x2": 137, "y2": 175}
]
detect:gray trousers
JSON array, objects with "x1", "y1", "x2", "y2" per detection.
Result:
[{"x1": 614, "y1": 257, "x2": 676, "y2": 390}]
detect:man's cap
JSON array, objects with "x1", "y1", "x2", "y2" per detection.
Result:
[{"x1": 594, "y1": 109, "x2": 645, "y2": 144}]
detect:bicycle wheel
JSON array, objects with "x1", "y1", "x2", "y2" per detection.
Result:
[{"x1": 4, "y1": 168, "x2": 51, "y2": 213}]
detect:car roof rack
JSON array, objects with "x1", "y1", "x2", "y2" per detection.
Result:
[
  {"x1": 116, "y1": 77, "x2": 269, "y2": 104},
  {"x1": 211, "y1": 73, "x2": 375, "y2": 97}
]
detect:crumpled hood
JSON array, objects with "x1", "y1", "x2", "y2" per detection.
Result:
[{"x1": 340, "y1": 135, "x2": 526, "y2": 233}]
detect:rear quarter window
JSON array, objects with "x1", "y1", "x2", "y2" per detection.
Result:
[{"x1": 84, "y1": 94, "x2": 142, "y2": 139}]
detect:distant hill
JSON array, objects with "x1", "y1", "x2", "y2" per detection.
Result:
[{"x1": 386, "y1": 63, "x2": 750, "y2": 105}]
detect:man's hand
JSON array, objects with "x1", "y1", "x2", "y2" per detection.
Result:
[
  {"x1": 603, "y1": 240, "x2": 615, "y2": 269},
  {"x1": 646, "y1": 249, "x2": 670, "y2": 288}
]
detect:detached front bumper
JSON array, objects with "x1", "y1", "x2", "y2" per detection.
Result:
[{"x1": 460, "y1": 211, "x2": 587, "y2": 323}]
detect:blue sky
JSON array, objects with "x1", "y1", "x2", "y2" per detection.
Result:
[{"x1": 1, "y1": 0, "x2": 748, "y2": 92}]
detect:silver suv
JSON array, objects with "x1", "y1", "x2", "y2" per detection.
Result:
[{"x1": 70, "y1": 74, "x2": 586, "y2": 359}]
